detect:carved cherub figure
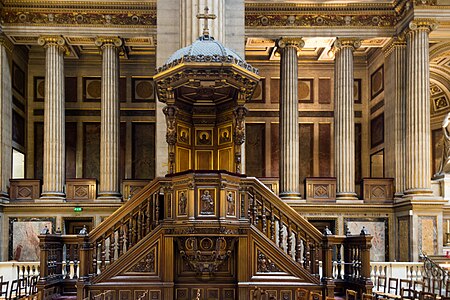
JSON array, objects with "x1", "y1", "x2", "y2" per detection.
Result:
[{"x1": 436, "y1": 112, "x2": 450, "y2": 176}]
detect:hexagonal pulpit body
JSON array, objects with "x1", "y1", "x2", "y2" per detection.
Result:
[{"x1": 154, "y1": 34, "x2": 260, "y2": 174}]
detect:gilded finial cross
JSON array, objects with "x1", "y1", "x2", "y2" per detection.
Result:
[{"x1": 196, "y1": 6, "x2": 216, "y2": 36}]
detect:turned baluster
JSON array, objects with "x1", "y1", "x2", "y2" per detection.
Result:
[
  {"x1": 100, "y1": 235, "x2": 106, "y2": 271},
  {"x1": 118, "y1": 222, "x2": 124, "y2": 257},
  {"x1": 140, "y1": 204, "x2": 146, "y2": 237},
  {"x1": 92, "y1": 240, "x2": 98, "y2": 275},
  {"x1": 155, "y1": 194, "x2": 160, "y2": 225},
  {"x1": 247, "y1": 194, "x2": 253, "y2": 223},
  {"x1": 137, "y1": 211, "x2": 142, "y2": 241},
  {"x1": 73, "y1": 243, "x2": 78, "y2": 279},
  {"x1": 253, "y1": 196, "x2": 259, "y2": 226},
  {"x1": 109, "y1": 230, "x2": 115, "y2": 264},
  {"x1": 337, "y1": 243, "x2": 342, "y2": 279},
  {"x1": 287, "y1": 221, "x2": 292, "y2": 257},
  {"x1": 278, "y1": 213, "x2": 284, "y2": 250},
  {"x1": 132, "y1": 216, "x2": 137, "y2": 245},
  {"x1": 127, "y1": 215, "x2": 133, "y2": 248},
  {"x1": 65, "y1": 244, "x2": 71, "y2": 279},
  {"x1": 261, "y1": 202, "x2": 267, "y2": 234},
  {"x1": 295, "y1": 233, "x2": 302, "y2": 263},
  {"x1": 303, "y1": 239, "x2": 310, "y2": 269},
  {"x1": 270, "y1": 207, "x2": 275, "y2": 242},
  {"x1": 146, "y1": 198, "x2": 151, "y2": 234}
]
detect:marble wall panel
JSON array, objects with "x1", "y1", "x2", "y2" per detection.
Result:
[
  {"x1": 270, "y1": 123, "x2": 279, "y2": 177},
  {"x1": 397, "y1": 217, "x2": 410, "y2": 261},
  {"x1": 300, "y1": 124, "x2": 313, "y2": 193},
  {"x1": 355, "y1": 123, "x2": 362, "y2": 184},
  {"x1": 318, "y1": 78, "x2": 331, "y2": 104},
  {"x1": 34, "y1": 122, "x2": 44, "y2": 180},
  {"x1": 419, "y1": 216, "x2": 437, "y2": 255},
  {"x1": 246, "y1": 124, "x2": 265, "y2": 177},
  {"x1": 66, "y1": 122, "x2": 77, "y2": 178},
  {"x1": 345, "y1": 218, "x2": 387, "y2": 261},
  {"x1": 319, "y1": 123, "x2": 331, "y2": 177}
]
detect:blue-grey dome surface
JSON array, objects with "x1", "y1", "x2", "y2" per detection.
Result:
[{"x1": 165, "y1": 36, "x2": 243, "y2": 65}]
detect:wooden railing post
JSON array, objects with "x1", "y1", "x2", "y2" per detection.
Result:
[
  {"x1": 77, "y1": 227, "x2": 91, "y2": 300},
  {"x1": 38, "y1": 232, "x2": 50, "y2": 283},
  {"x1": 321, "y1": 228, "x2": 336, "y2": 297},
  {"x1": 359, "y1": 228, "x2": 373, "y2": 294}
]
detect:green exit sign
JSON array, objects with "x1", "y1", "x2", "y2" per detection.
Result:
[{"x1": 74, "y1": 207, "x2": 83, "y2": 212}]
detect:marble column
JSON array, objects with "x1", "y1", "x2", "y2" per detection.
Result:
[
  {"x1": 333, "y1": 38, "x2": 360, "y2": 200},
  {"x1": 0, "y1": 36, "x2": 13, "y2": 201},
  {"x1": 404, "y1": 19, "x2": 437, "y2": 198},
  {"x1": 277, "y1": 37, "x2": 304, "y2": 201},
  {"x1": 95, "y1": 37, "x2": 122, "y2": 200},
  {"x1": 384, "y1": 36, "x2": 407, "y2": 198},
  {"x1": 38, "y1": 36, "x2": 67, "y2": 200}
]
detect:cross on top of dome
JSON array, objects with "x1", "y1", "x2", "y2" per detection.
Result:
[{"x1": 196, "y1": 6, "x2": 216, "y2": 38}]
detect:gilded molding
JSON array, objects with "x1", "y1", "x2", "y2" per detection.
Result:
[
  {"x1": 332, "y1": 38, "x2": 361, "y2": 53},
  {"x1": 408, "y1": 18, "x2": 438, "y2": 32},
  {"x1": 0, "y1": 35, "x2": 14, "y2": 53},
  {"x1": 1, "y1": 11, "x2": 156, "y2": 27},
  {"x1": 414, "y1": 0, "x2": 437, "y2": 6},
  {"x1": 95, "y1": 36, "x2": 124, "y2": 55},
  {"x1": 37, "y1": 35, "x2": 69, "y2": 54},
  {"x1": 276, "y1": 37, "x2": 305, "y2": 50}
]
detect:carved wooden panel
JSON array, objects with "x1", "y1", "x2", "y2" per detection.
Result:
[
  {"x1": 66, "y1": 178, "x2": 96, "y2": 201},
  {"x1": 259, "y1": 178, "x2": 279, "y2": 195},
  {"x1": 9, "y1": 179, "x2": 41, "y2": 201},
  {"x1": 362, "y1": 178, "x2": 393, "y2": 202},
  {"x1": 245, "y1": 123, "x2": 265, "y2": 177},
  {"x1": 305, "y1": 177, "x2": 336, "y2": 202},
  {"x1": 132, "y1": 123, "x2": 156, "y2": 179},
  {"x1": 122, "y1": 179, "x2": 150, "y2": 201}
]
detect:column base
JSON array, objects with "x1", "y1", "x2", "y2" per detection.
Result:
[
  {"x1": 279, "y1": 192, "x2": 302, "y2": 202},
  {"x1": 0, "y1": 191, "x2": 9, "y2": 203},
  {"x1": 336, "y1": 192, "x2": 358, "y2": 201},
  {"x1": 96, "y1": 192, "x2": 122, "y2": 202},
  {"x1": 38, "y1": 192, "x2": 66, "y2": 202},
  {"x1": 402, "y1": 189, "x2": 440, "y2": 202}
]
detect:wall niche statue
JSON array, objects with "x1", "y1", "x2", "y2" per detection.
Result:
[{"x1": 436, "y1": 112, "x2": 450, "y2": 176}]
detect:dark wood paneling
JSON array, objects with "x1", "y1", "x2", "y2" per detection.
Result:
[
  {"x1": 34, "y1": 122, "x2": 44, "y2": 180},
  {"x1": 120, "y1": 77, "x2": 127, "y2": 103},
  {"x1": 245, "y1": 124, "x2": 265, "y2": 177},
  {"x1": 355, "y1": 123, "x2": 362, "y2": 184},
  {"x1": 299, "y1": 124, "x2": 313, "y2": 194},
  {"x1": 65, "y1": 77, "x2": 78, "y2": 102},
  {"x1": 318, "y1": 78, "x2": 331, "y2": 104},
  {"x1": 270, "y1": 78, "x2": 280, "y2": 103},
  {"x1": 371, "y1": 113, "x2": 384, "y2": 148},
  {"x1": 83, "y1": 123, "x2": 100, "y2": 179},
  {"x1": 270, "y1": 124, "x2": 279, "y2": 177},
  {"x1": 319, "y1": 123, "x2": 331, "y2": 177},
  {"x1": 132, "y1": 123, "x2": 156, "y2": 179},
  {"x1": 12, "y1": 110, "x2": 25, "y2": 147},
  {"x1": 66, "y1": 122, "x2": 77, "y2": 178}
]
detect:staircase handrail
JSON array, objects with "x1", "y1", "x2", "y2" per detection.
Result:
[
  {"x1": 242, "y1": 176, "x2": 323, "y2": 242},
  {"x1": 88, "y1": 177, "x2": 169, "y2": 242},
  {"x1": 420, "y1": 252, "x2": 449, "y2": 285}
]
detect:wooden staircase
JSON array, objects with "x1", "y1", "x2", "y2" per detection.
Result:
[{"x1": 36, "y1": 171, "x2": 373, "y2": 300}]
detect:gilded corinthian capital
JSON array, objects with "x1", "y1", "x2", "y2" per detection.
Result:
[{"x1": 37, "y1": 35, "x2": 69, "y2": 54}]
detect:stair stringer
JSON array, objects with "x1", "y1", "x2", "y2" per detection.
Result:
[
  {"x1": 91, "y1": 226, "x2": 164, "y2": 284},
  {"x1": 248, "y1": 225, "x2": 321, "y2": 285}
]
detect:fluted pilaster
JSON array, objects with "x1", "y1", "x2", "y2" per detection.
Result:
[
  {"x1": 404, "y1": 19, "x2": 437, "y2": 197},
  {"x1": 38, "y1": 36, "x2": 67, "y2": 200},
  {"x1": 333, "y1": 38, "x2": 360, "y2": 200},
  {"x1": 0, "y1": 35, "x2": 13, "y2": 201},
  {"x1": 384, "y1": 36, "x2": 407, "y2": 198},
  {"x1": 181, "y1": 0, "x2": 224, "y2": 46},
  {"x1": 95, "y1": 36, "x2": 123, "y2": 200},
  {"x1": 278, "y1": 37, "x2": 304, "y2": 201}
]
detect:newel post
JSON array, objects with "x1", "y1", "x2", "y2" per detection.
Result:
[
  {"x1": 77, "y1": 226, "x2": 91, "y2": 300},
  {"x1": 321, "y1": 227, "x2": 336, "y2": 297},
  {"x1": 360, "y1": 227, "x2": 373, "y2": 294},
  {"x1": 38, "y1": 227, "x2": 51, "y2": 283}
]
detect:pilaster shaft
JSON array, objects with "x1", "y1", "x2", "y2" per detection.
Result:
[
  {"x1": 278, "y1": 38, "x2": 304, "y2": 201},
  {"x1": 333, "y1": 38, "x2": 360, "y2": 200},
  {"x1": 384, "y1": 37, "x2": 407, "y2": 197},
  {"x1": 38, "y1": 36, "x2": 67, "y2": 200},
  {"x1": 405, "y1": 20, "x2": 436, "y2": 196},
  {"x1": 95, "y1": 37, "x2": 123, "y2": 200},
  {"x1": 0, "y1": 36, "x2": 13, "y2": 201}
]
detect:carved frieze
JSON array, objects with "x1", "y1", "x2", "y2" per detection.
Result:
[
  {"x1": 257, "y1": 250, "x2": 282, "y2": 273},
  {"x1": 128, "y1": 248, "x2": 156, "y2": 273},
  {"x1": 176, "y1": 236, "x2": 236, "y2": 275}
]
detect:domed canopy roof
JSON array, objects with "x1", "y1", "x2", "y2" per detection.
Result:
[
  {"x1": 166, "y1": 36, "x2": 243, "y2": 65},
  {"x1": 157, "y1": 35, "x2": 258, "y2": 75}
]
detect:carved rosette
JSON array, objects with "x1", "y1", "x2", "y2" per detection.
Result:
[{"x1": 177, "y1": 236, "x2": 236, "y2": 275}]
